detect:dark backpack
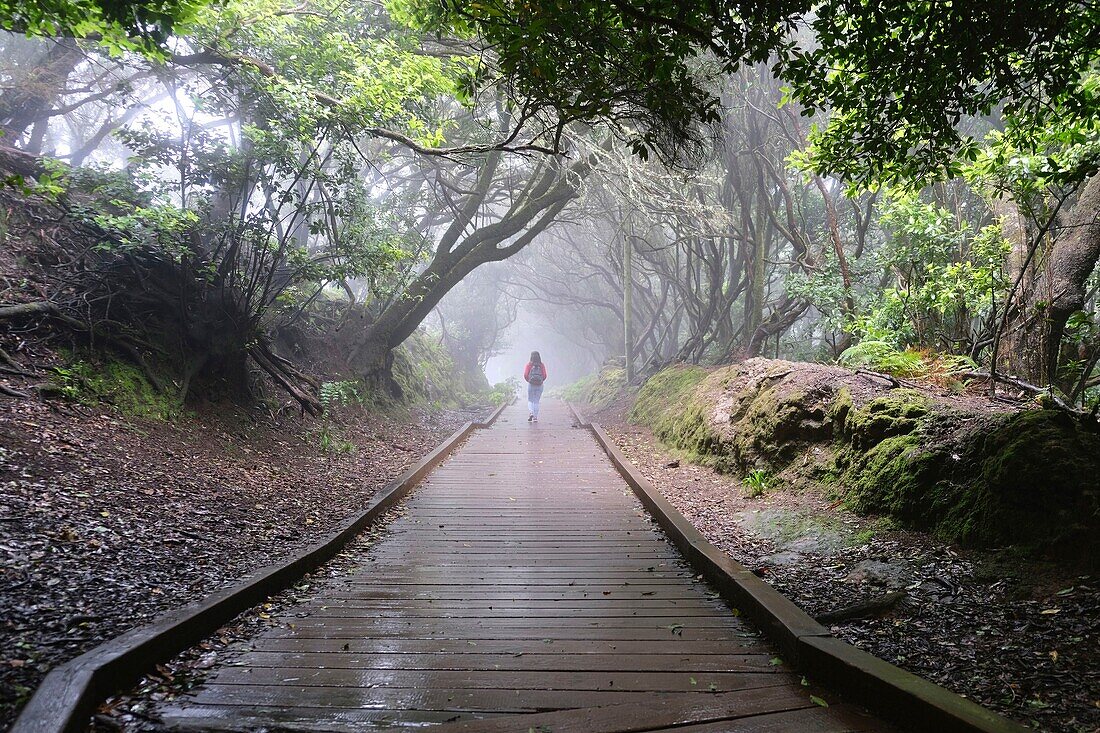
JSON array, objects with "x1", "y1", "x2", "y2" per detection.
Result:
[{"x1": 529, "y1": 363, "x2": 545, "y2": 385}]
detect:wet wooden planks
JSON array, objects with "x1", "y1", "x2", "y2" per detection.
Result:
[{"x1": 157, "y1": 401, "x2": 893, "y2": 732}]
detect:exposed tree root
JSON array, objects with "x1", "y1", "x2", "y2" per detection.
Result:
[
  {"x1": 0, "y1": 301, "x2": 57, "y2": 320},
  {"x1": 962, "y1": 370, "x2": 1096, "y2": 423},
  {"x1": 0, "y1": 347, "x2": 36, "y2": 377},
  {"x1": 0, "y1": 384, "x2": 31, "y2": 399},
  {"x1": 249, "y1": 342, "x2": 323, "y2": 416},
  {"x1": 815, "y1": 590, "x2": 908, "y2": 625},
  {"x1": 854, "y1": 368, "x2": 922, "y2": 390}
]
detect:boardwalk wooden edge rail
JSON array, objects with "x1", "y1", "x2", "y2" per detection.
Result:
[
  {"x1": 12, "y1": 400, "x2": 512, "y2": 733},
  {"x1": 567, "y1": 402, "x2": 1029, "y2": 733}
]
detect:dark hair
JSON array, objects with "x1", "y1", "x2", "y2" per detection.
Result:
[{"x1": 530, "y1": 351, "x2": 541, "y2": 364}]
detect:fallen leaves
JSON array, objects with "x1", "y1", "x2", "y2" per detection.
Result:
[
  {"x1": 0, "y1": 396, "x2": 470, "y2": 725},
  {"x1": 598, "y1": 416, "x2": 1100, "y2": 733}
]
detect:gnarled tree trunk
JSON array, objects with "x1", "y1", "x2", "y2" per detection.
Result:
[
  {"x1": 1001, "y1": 174, "x2": 1100, "y2": 387},
  {"x1": 351, "y1": 151, "x2": 589, "y2": 394}
]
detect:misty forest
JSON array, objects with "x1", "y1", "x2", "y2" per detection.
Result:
[{"x1": 1, "y1": 2, "x2": 1098, "y2": 733}]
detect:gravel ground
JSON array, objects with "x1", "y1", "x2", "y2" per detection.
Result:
[
  {"x1": 603, "y1": 418, "x2": 1099, "y2": 733},
  {"x1": 0, "y1": 395, "x2": 477, "y2": 729}
]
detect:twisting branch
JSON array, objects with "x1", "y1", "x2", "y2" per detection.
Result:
[{"x1": 169, "y1": 50, "x2": 563, "y2": 158}]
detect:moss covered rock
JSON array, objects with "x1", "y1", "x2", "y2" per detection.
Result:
[
  {"x1": 839, "y1": 388, "x2": 930, "y2": 450},
  {"x1": 50, "y1": 355, "x2": 181, "y2": 420},
  {"x1": 970, "y1": 410, "x2": 1100, "y2": 556},
  {"x1": 837, "y1": 407, "x2": 1100, "y2": 564},
  {"x1": 627, "y1": 364, "x2": 708, "y2": 434},
  {"x1": 622, "y1": 358, "x2": 1100, "y2": 565},
  {"x1": 587, "y1": 367, "x2": 629, "y2": 410},
  {"x1": 390, "y1": 331, "x2": 474, "y2": 408}
]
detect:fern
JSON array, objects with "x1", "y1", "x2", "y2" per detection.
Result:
[
  {"x1": 838, "y1": 341, "x2": 925, "y2": 377},
  {"x1": 320, "y1": 380, "x2": 363, "y2": 407}
]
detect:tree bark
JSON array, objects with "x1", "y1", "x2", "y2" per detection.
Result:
[
  {"x1": 1002, "y1": 174, "x2": 1100, "y2": 387},
  {"x1": 352, "y1": 152, "x2": 588, "y2": 391},
  {"x1": 0, "y1": 38, "x2": 83, "y2": 145}
]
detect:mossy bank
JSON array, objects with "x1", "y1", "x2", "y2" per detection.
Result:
[
  {"x1": 600, "y1": 358, "x2": 1099, "y2": 566},
  {"x1": 46, "y1": 328, "x2": 488, "y2": 421}
]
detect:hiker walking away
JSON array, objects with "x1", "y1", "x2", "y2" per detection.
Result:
[{"x1": 524, "y1": 351, "x2": 548, "y2": 422}]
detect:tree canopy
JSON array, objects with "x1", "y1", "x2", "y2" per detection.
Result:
[
  {"x1": 0, "y1": 0, "x2": 209, "y2": 53},
  {"x1": 2, "y1": 0, "x2": 1100, "y2": 409},
  {"x1": 411, "y1": 0, "x2": 1100, "y2": 182}
]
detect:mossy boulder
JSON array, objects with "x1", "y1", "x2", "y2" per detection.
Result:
[
  {"x1": 840, "y1": 430, "x2": 947, "y2": 521},
  {"x1": 621, "y1": 357, "x2": 1100, "y2": 565},
  {"x1": 628, "y1": 365, "x2": 708, "y2": 435},
  {"x1": 838, "y1": 408, "x2": 1100, "y2": 564},
  {"x1": 587, "y1": 367, "x2": 628, "y2": 409},
  {"x1": 839, "y1": 388, "x2": 929, "y2": 450},
  {"x1": 49, "y1": 356, "x2": 181, "y2": 420},
  {"x1": 390, "y1": 330, "x2": 474, "y2": 408},
  {"x1": 560, "y1": 365, "x2": 630, "y2": 411},
  {"x1": 631, "y1": 363, "x2": 838, "y2": 473},
  {"x1": 728, "y1": 383, "x2": 834, "y2": 468},
  {"x1": 656, "y1": 394, "x2": 736, "y2": 472},
  {"x1": 970, "y1": 410, "x2": 1100, "y2": 556}
]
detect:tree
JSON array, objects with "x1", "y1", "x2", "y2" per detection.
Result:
[
  {"x1": 0, "y1": 0, "x2": 210, "y2": 54},
  {"x1": 412, "y1": 1, "x2": 1100, "y2": 176},
  {"x1": 348, "y1": 140, "x2": 591, "y2": 392}
]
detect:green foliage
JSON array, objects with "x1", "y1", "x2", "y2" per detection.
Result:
[
  {"x1": 788, "y1": 2, "x2": 1100, "y2": 186},
  {"x1": 392, "y1": 0, "x2": 771, "y2": 164},
  {"x1": 113, "y1": 125, "x2": 411, "y2": 296},
  {"x1": 792, "y1": 185, "x2": 1011, "y2": 361},
  {"x1": 0, "y1": 0, "x2": 209, "y2": 55},
  {"x1": 320, "y1": 380, "x2": 365, "y2": 407},
  {"x1": 854, "y1": 191, "x2": 1010, "y2": 350},
  {"x1": 397, "y1": 1, "x2": 1100, "y2": 180},
  {"x1": 838, "y1": 342, "x2": 979, "y2": 385},
  {"x1": 486, "y1": 378, "x2": 519, "y2": 405},
  {"x1": 49, "y1": 357, "x2": 180, "y2": 419},
  {"x1": 189, "y1": 0, "x2": 466, "y2": 146},
  {"x1": 3, "y1": 159, "x2": 70, "y2": 201},
  {"x1": 838, "y1": 342, "x2": 925, "y2": 377},
  {"x1": 742, "y1": 469, "x2": 772, "y2": 498},
  {"x1": 964, "y1": 81, "x2": 1100, "y2": 195}
]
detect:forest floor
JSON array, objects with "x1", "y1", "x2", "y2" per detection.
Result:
[
  {"x1": 0, "y1": 388, "x2": 477, "y2": 728},
  {"x1": 591, "y1": 398, "x2": 1099, "y2": 733}
]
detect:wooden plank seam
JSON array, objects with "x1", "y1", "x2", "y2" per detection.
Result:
[
  {"x1": 566, "y1": 401, "x2": 1030, "y2": 733},
  {"x1": 10, "y1": 399, "x2": 513, "y2": 733}
]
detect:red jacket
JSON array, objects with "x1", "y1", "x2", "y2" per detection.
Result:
[{"x1": 524, "y1": 361, "x2": 548, "y2": 383}]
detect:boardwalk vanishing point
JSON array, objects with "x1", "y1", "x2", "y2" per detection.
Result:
[{"x1": 156, "y1": 401, "x2": 897, "y2": 732}]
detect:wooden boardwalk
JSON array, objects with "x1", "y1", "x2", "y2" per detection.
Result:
[{"x1": 159, "y1": 401, "x2": 891, "y2": 732}]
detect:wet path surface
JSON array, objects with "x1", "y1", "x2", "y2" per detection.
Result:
[{"x1": 158, "y1": 401, "x2": 890, "y2": 731}]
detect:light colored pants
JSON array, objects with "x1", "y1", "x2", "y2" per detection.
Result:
[{"x1": 527, "y1": 383, "x2": 544, "y2": 417}]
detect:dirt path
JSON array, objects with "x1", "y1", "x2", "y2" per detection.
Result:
[
  {"x1": 0, "y1": 397, "x2": 474, "y2": 728},
  {"x1": 599, "y1": 415, "x2": 1098, "y2": 733}
]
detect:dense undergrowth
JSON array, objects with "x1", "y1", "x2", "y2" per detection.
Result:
[
  {"x1": 570, "y1": 360, "x2": 1100, "y2": 566},
  {"x1": 0, "y1": 156, "x2": 501, "y2": 421},
  {"x1": 39, "y1": 327, "x2": 490, "y2": 425}
]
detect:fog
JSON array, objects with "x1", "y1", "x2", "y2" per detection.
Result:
[
  {"x1": 484, "y1": 305, "x2": 607, "y2": 389},
  {"x1": 0, "y1": 20, "x2": 923, "y2": 407}
]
